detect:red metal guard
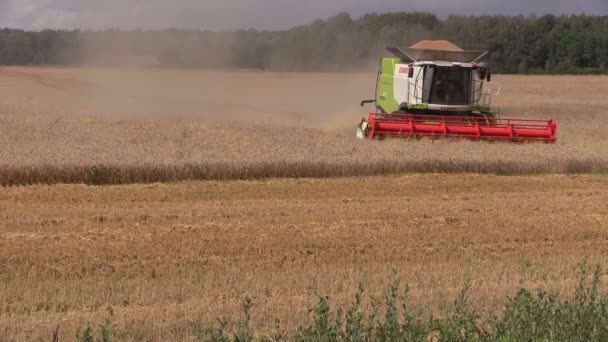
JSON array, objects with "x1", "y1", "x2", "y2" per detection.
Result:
[{"x1": 367, "y1": 113, "x2": 557, "y2": 142}]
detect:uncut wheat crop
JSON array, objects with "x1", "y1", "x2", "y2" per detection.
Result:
[{"x1": 0, "y1": 67, "x2": 606, "y2": 185}]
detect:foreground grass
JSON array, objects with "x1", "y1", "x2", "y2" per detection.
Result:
[{"x1": 75, "y1": 263, "x2": 608, "y2": 342}]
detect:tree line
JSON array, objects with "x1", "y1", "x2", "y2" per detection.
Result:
[{"x1": 0, "y1": 12, "x2": 607, "y2": 74}]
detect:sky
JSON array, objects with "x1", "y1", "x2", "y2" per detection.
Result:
[{"x1": 0, "y1": 0, "x2": 607, "y2": 31}]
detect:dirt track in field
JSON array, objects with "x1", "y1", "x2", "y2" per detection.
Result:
[{"x1": 1, "y1": 174, "x2": 608, "y2": 340}]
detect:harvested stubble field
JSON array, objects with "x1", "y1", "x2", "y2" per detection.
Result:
[
  {"x1": 0, "y1": 67, "x2": 607, "y2": 185},
  {"x1": 1, "y1": 174, "x2": 608, "y2": 340},
  {"x1": 1, "y1": 67, "x2": 608, "y2": 340}
]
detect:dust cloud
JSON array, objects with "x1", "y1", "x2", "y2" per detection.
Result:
[{"x1": 0, "y1": 67, "x2": 376, "y2": 130}]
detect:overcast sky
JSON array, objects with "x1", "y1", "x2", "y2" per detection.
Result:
[{"x1": 1, "y1": 0, "x2": 607, "y2": 30}]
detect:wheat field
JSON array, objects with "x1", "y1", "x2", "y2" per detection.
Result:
[
  {"x1": 0, "y1": 67, "x2": 607, "y2": 186},
  {"x1": 1, "y1": 67, "x2": 608, "y2": 340},
  {"x1": 2, "y1": 174, "x2": 608, "y2": 340}
]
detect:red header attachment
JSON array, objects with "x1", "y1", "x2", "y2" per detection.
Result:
[{"x1": 366, "y1": 113, "x2": 557, "y2": 143}]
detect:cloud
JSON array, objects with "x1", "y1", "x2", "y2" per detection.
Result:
[{"x1": 1, "y1": 0, "x2": 607, "y2": 30}]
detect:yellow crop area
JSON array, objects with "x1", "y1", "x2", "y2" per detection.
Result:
[
  {"x1": 1, "y1": 67, "x2": 608, "y2": 340},
  {"x1": 0, "y1": 68, "x2": 607, "y2": 185}
]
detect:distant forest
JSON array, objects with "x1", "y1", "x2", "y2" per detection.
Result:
[{"x1": 1, "y1": 12, "x2": 607, "y2": 74}]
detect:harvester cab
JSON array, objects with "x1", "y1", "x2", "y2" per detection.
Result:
[{"x1": 358, "y1": 40, "x2": 557, "y2": 142}]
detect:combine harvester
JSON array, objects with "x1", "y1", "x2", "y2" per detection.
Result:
[{"x1": 358, "y1": 41, "x2": 557, "y2": 142}]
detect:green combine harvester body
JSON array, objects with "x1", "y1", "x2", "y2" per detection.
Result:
[
  {"x1": 375, "y1": 58, "x2": 401, "y2": 114},
  {"x1": 374, "y1": 57, "x2": 495, "y2": 115}
]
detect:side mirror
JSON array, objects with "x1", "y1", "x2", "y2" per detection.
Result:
[
  {"x1": 408, "y1": 66, "x2": 414, "y2": 78},
  {"x1": 487, "y1": 72, "x2": 492, "y2": 82},
  {"x1": 360, "y1": 99, "x2": 376, "y2": 107}
]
